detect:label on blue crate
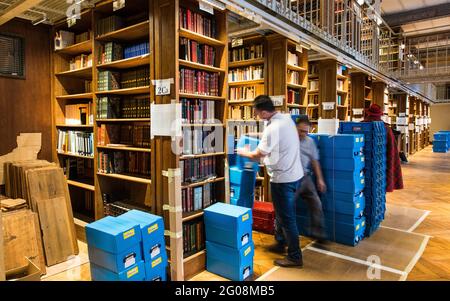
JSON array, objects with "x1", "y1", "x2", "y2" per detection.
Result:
[
  {"x1": 241, "y1": 234, "x2": 249, "y2": 247},
  {"x1": 243, "y1": 266, "x2": 251, "y2": 279},
  {"x1": 148, "y1": 224, "x2": 158, "y2": 234},
  {"x1": 123, "y1": 229, "x2": 135, "y2": 240},
  {"x1": 124, "y1": 252, "x2": 136, "y2": 268},
  {"x1": 242, "y1": 213, "x2": 249, "y2": 222},
  {"x1": 152, "y1": 276, "x2": 162, "y2": 281},
  {"x1": 152, "y1": 257, "x2": 163, "y2": 268},
  {"x1": 127, "y1": 266, "x2": 139, "y2": 279},
  {"x1": 244, "y1": 246, "x2": 252, "y2": 257},
  {"x1": 150, "y1": 245, "x2": 161, "y2": 259}
]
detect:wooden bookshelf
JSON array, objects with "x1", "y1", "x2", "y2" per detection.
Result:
[
  {"x1": 67, "y1": 180, "x2": 96, "y2": 191},
  {"x1": 97, "y1": 54, "x2": 150, "y2": 69},
  {"x1": 96, "y1": 145, "x2": 151, "y2": 152},
  {"x1": 55, "y1": 39, "x2": 92, "y2": 56},
  {"x1": 55, "y1": 66, "x2": 93, "y2": 79},
  {"x1": 95, "y1": 86, "x2": 151, "y2": 95},
  {"x1": 56, "y1": 93, "x2": 93, "y2": 100},
  {"x1": 97, "y1": 172, "x2": 151, "y2": 184},
  {"x1": 350, "y1": 72, "x2": 372, "y2": 120},
  {"x1": 96, "y1": 20, "x2": 150, "y2": 42}
]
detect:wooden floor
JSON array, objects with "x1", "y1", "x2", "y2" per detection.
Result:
[{"x1": 42, "y1": 146, "x2": 450, "y2": 281}]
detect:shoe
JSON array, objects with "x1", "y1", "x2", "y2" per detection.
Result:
[
  {"x1": 267, "y1": 243, "x2": 287, "y2": 254},
  {"x1": 274, "y1": 257, "x2": 303, "y2": 268},
  {"x1": 315, "y1": 239, "x2": 330, "y2": 251}
]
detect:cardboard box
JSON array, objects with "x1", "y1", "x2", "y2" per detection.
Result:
[
  {"x1": 90, "y1": 260, "x2": 145, "y2": 281},
  {"x1": 206, "y1": 240, "x2": 254, "y2": 281},
  {"x1": 87, "y1": 243, "x2": 142, "y2": 273},
  {"x1": 5, "y1": 258, "x2": 41, "y2": 281},
  {"x1": 204, "y1": 203, "x2": 252, "y2": 249},
  {"x1": 85, "y1": 216, "x2": 141, "y2": 254},
  {"x1": 116, "y1": 210, "x2": 167, "y2": 263}
]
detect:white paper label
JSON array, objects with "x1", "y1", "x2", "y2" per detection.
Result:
[
  {"x1": 361, "y1": 157, "x2": 365, "y2": 162},
  {"x1": 243, "y1": 267, "x2": 250, "y2": 279},
  {"x1": 113, "y1": 0, "x2": 125, "y2": 11},
  {"x1": 124, "y1": 253, "x2": 136, "y2": 268},
  {"x1": 322, "y1": 102, "x2": 335, "y2": 110},
  {"x1": 152, "y1": 78, "x2": 173, "y2": 96},
  {"x1": 151, "y1": 245, "x2": 161, "y2": 259},
  {"x1": 296, "y1": 44, "x2": 303, "y2": 53},
  {"x1": 199, "y1": 1, "x2": 214, "y2": 14},
  {"x1": 353, "y1": 108, "x2": 364, "y2": 115},
  {"x1": 270, "y1": 95, "x2": 284, "y2": 107},
  {"x1": 356, "y1": 203, "x2": 360, "y2": 209},
  {"x1": 241, "y1": 234, "x2": 249, "y2": 246},
  {"x1": 356, "y1": 137, "x2": 360, "y2": 143},
  {"x1": 409, "y1": 123, "x2": 415, "y2": 131},
  {"x1": 399, "y1": 113, "x2": 406, "y2": 117},
  {"x1": 231, "y1": 38, "x2": 243, "y2": 48},
  {"x1": 67, "y1": 17, "x2": 76, "y2": 28}
]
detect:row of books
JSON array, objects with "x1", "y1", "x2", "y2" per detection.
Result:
[
  {"x1": 308, "y1": 80, "x2": 319, "y2": 91},
  {"x1": 179, "y1": 7, "x2": 216, "y2": 38},
  {"x1": 98, "y1": 124, "x2": 151, "y2": 148},
  {"x1": 229, "y1": 122, "x2": 262, "y2": 140},
  {"x1": 179, "y1": 38, "x2": 216, "y2": 66},
  {"x1": 96, "y1": 15, "x2": 124, "y2": 37},
  {"x1": 287, "y1": 89, "x2": 303, "y2": 105},
  {"x1": 289, "y1": 108, "x2": 304, "y2": 115},
  {"x1": 69, "y1": 54, "x2": 92, "y2": 70},
  {"x1": 62, "y1": 157, "x2": 94, "y2": 181},
  {"x1": 229, "y1": 85, "x2": 264, "y2": 102},
  {"x1": 75, "y1": 32, "x2": 90, "y2": 44},
  {"x1": 308, "y1": 94, "x2": 319, "y2": 104},
  {"x1": 85, "y1": 80, "x2": 92, "y2": 93},
  {"x1": 57, "y1": 130, "x2": 94, "y2": 157},
  {"x1": 179, "y1": 68, "x2": 220, "y2": 96},
  {"x1": 65, "y1": 103, "x2": 93, "y2": 125},
  {"x1": 287, "y1": 50, "x2": 299, "y2": 66},
  {"x1": 183, "y1": 220, "x2": 205, "y2": 258},
  {"x1": 97, "y1": 67, "x2": 150, "y2": 91},
  {"x1": 96, "y1": 96, "x2": 150, "y2": 119},
  {"x1": 228, "y1": 105, "x2": 254, "y2": 120},
  {"x1": 97, "y1": 151, "x2": 151, "y2": 176},
  {"x1": 287, "y1": 70, "x2": 301, "y2": 85},
  {"x1": 228, "y1": 66, "x2": 263, "y2": 82},
  {"x1": 180, "y1": 156, "x2": 217, "y2": 184},
  {"x1": 98, "y1": 41, "x2": 150, "y2": 65},
  {"x1": 337, "y1": 79, "x2": 345, "y2": 91},
  {"x1": 229, "y1": 44, "x2": 264, "y2": 62},
  {"x1": 182, "y1": 128, "x2": 218, "y2": 155},
  {"x1": 309, "y1": 63, "x2": 319, "y2": 75},
  {"x1": 181, "y1": 99, "x2": 216, "y2": 124},
  {"x1": 182, "y1": 182, "x2": 216, "y2": 214}
]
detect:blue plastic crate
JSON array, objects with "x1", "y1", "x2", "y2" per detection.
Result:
[{"x1": 321, "y1": 155, "x2": 365, "y2": 171}]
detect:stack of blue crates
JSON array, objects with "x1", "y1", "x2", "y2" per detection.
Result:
[
  {"x1": 296, "y1": 134, "x2": 366, "y2": 246},
  {"x1": 204, "y1": 203, "x2": 254, "y2": 281},
  {"x1": 86, "y1": 210, "x2": 167, "y2": 281},
  {"x1": 339, "y1": 121, "x2": 387, "y2": 237},
  {"x1": 433, "y1": 131, "x2": 450, "y2": 153}
]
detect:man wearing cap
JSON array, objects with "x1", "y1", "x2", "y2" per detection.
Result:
[{"x1": 363, "y1": 104, "x2": 404, "y2": 192}]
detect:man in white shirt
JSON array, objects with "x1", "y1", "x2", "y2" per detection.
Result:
[{"x1": 238, "y1": 95, "x2": 304, "y2": 267}]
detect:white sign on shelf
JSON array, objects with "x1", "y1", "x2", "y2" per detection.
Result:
[
  {"x1": 199, "y1": 1, "x2": 214, "y2": 15},
  {"x1": 318, "y1": 118, "x2": 339, "y2": 135},
  {"x1": 408, "y1": 123, "x2": 415, "y2": 131},
  {"x1": 67, "y1": 17, "x2": 76, "y2": 28},
  {"x1": 231, "y1": 38, "x2": 243, "y2": 48},
  {"x1": 295, "y1": 44, "x2": 303, "y2": 53},
  {"x1": 150, "y1": 102, "x2": 182, "y2": 140},
  {"x1": 113, "y1": 0, "x2": 125, "y2": 11},
  {"x1": 353, "y1": 108, "x2": 364, "y2": 115},
  {"x1": 270, "y1": 95, "x2": 284, "y2": 107},
  {"x1": 322, "y1": 102, "x2": 335, "y2": 111},
  {"x1": 415, "y1": 126, "x2": 420, "y2": 133},
  {"x1": 399, "y1": 113, "x2": 406, "y2": 117},
  {"x1": 152, "y1": 78, "x2": 174, "y2": 96}
]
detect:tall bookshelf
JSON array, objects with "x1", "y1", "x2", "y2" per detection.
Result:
[
  {"x1": 52, "y1": 10, "x2": 95, "y2": 224},
  {"x1": 153, "y1": 0, "x2": 228, "y2": 280},
  {"x1": 308, "y1": 61, "x2": 320, "y2": 129},
  {"x1": 349, "y1": 72, "x2": 372, "y2": 121}
]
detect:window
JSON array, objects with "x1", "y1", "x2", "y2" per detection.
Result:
[{"x1": 0, "y1": 34, "x2": 25, "y2": 78}]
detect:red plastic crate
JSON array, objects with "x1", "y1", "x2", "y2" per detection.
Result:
[
  {"x1": 253, "y1": 201, "x2": 275, "y2": 220},
  {"x1": 253, "y1": 216, "x2": 275, "y2": 234}
]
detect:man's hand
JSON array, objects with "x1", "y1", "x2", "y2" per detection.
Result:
[
  {"x1": 237, "y1": 145, "x2": 251, "y2": 157},
  {"x1": 317, "y1": 179, "x2": 327, "y2": 193}
]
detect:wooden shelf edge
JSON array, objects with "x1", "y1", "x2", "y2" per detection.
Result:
[
  {"x1": 179, "y1": 59, "x2": 225, "y2": 73},
  {"x1": 182, "y1": 210, "x2": 204, "y2": 222},
  {"x1": 179, "y1": 93, "x2": 224, "y2": 100},
  {"x1": 179, "y1": 28, "x2": 225, "y2": 46},
  {"x1": 97, "y1": 145, "x2": 151, "y2": 152},
  {"x1": 182, "y1": 177, "x2": 225, "y2": 188},
  {"x1": 67, "y1": 180, "x2": 95, "y2": 191},
  {"x1": 97, "y1": 172, "x2": 151, "y2": 184},
  {"x1": 183, "y1": 250, "x2": 206, "y2": 263},
  {"x1": 228, "y1": 58, "x2": 265, "y2": 68}
]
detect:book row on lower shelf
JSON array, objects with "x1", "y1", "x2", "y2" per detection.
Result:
[
  {"x1": 179, "y1": 37, "x2": 216, "y2": 67},
  {"x1": 228, "y1": 66, "x2": 263, "y2": 82},
  {"x1": 183, "y1": 220, "x2": 206, "y2": 258},
  {"x1": 62, "y1": 157, "x2": 94, "y2": 181},
  {"x1": 287, "y1": 70, "x2": 303, "y2": 85},
  {"x1": 102, "y1": 193, "x2": 150, "y2": 217},
  {"x1": 179, "y1": 68, "x2": 220, "y2": 96},
  {"x1": 70, "y1": 189, "x2": 95, "y2": 216},
  {"x1": 229, "y1": 44, "x2": 264, "y2": 62},
  {"x1": 57, "y1": 130, "x2": 94, "y2": 157},
  {"x1": 182, "y1": 128, "x2": 219, "y2": 155},
  {"x1": 181, "y1": 99, "x2": 216, "y2": 124},
  {"x1": 98, "y1": 124, "x2": 151, "y2": 148},
  {"x1": 97, "y1": 67, "x2": 150, "y2": 91},
  {"x1": 96, "y1": 96, "x2": 150, "y2": 119},
  {"x1": 228, "y1": 105, "x2": 255, "y2": 120},
  {"x1": 229, "y1": 85, "x2": 264, "y2": 102},
  {"x1": 287, "y1": 89, "x2": 304, "y2": 105},
  {"x1": 180, "y1": 156, "x2": 217, "y2": 184},
  {"x1": 97, "y1": 151, "x2": 151, "y2": 177},
  {"x1": 98, "y1": 41, "x2": 150, "y2": 65},
  {"x1": 182, "y1": 182, "x2": 216, "y2": 214},
  {"x1": 228, "y1": 122, "x2": 264, "y2": 140}
]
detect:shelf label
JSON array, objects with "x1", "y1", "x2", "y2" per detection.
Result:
[
  {"x1": 67, "y1": 16, "x2": 76, "y2": 28},
  {"x1": 113, "y1": 0, "x2": 126, "y2": 11},
  {"x1": 322, "y1": 102, "x2": 335, "y2": 110},
  {"x1": 231, "y1": 38, "x2": 243, "y2": 48},
  {"x1": 408, "y1": 123, "x2": 415, "y2": 131},
  {"x1": 296, "y1": 44, "x2": 303, "y2": 53},
  {"x1": 270, "y1": 95, "x2": 284, "y2": 107},
  {"x1": 152, "y1": 78, "x2": 174, "y2": 96},
  {"x1": 352, "y1": 108, "x2": 364, "y2": 115},
  {"x1": 199, "y1": 1, "x2": 214, "y2": 15}
]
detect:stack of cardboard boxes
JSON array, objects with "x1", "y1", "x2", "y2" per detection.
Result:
[
  {"x1": 204, "y1": 203, "x2": 254, "y2": 281},
  {"x1": 86, "y1": 210, "x2": 167, "y2": 281}
]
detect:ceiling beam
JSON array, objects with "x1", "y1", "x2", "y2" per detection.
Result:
[
  {"x1": 383, "y1": 3, "x2": 450, "y2": 28},
  {"x1": 0, "y1": 0, "x2": 44, "y2": 26}
]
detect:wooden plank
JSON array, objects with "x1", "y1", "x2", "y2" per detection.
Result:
[
  {"x1": 0, "y1": 0, "x2": 44, "y2": 26},
  {"x1": 0, "y1": 210, "x2": 5, "y2": 281},
  {"x1": 2, "y1": 209, "x2": 46, "y2": 274},
  {"x1": 37, "y1": 197, "x2": 77, "y2": 266},
  {"x1": 26, "y1": 167, "x2": 79, "y2": 256}
]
